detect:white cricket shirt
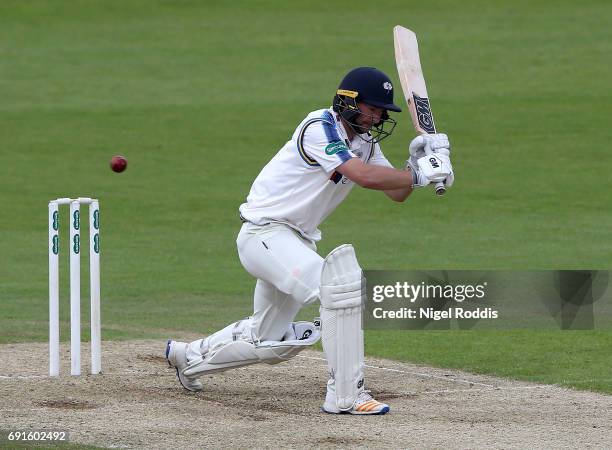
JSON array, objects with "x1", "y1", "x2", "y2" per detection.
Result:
[{"x1": 239, "y1": 108, "x2": 393, "y2": 241}]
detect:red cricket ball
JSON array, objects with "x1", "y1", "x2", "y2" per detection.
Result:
[{"x1": 110, "y1": 155, "x2": 128, "y2": 173}]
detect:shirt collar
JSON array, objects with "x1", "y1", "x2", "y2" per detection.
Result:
[
  {"x1": 328, "y1": 107, "x2": 371, "y2": 148},
  {"x1": 329, "y1": 107, "x2": 357, "y2": 144}
]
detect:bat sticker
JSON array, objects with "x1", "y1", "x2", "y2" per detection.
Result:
[{"x1": 413, "y1": 94, "x2": 436, "y2": 134}]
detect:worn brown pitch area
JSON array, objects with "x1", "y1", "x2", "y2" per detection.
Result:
[{"x1": 1, "y1": 340, "x2": 611, "y2": 449}]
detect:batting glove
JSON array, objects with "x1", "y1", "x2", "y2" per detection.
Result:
[
  {"x1": 408, "y1": 133, "x2": 450, "y2": 167},
  {"x1": 406, "y1": 159, "x2": 429, "y2": 188}
]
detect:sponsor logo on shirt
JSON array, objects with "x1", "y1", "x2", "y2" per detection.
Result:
[{"x1": 325, "y1": 141, "x2": 349, "y2": 156}]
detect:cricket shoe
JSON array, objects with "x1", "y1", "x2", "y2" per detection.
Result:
[
  {"x1": 165, "y1": 340, "x2": 203, "y2": 392},
  {"x1": 322, "y1": 389, "x2": 390, "y2": 415}
]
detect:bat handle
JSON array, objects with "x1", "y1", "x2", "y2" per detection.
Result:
[
  {"x1": 434, "y1": 181, "x2": 446, "y2": 196},
  {"x1": 423, "y1": 143, "x2": 446, "y2": 196}
]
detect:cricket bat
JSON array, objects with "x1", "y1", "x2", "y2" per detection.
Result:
[{"x1": 394, "y1": 25, "x2": 446, "y2": 196}]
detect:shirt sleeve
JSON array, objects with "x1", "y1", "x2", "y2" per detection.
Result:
[
  {"x1": 368, "y1": 142, "x2": 394, "y2": 168},
  {"x1": 298, "y1": 119, "x2": 357, "y2": 173}
]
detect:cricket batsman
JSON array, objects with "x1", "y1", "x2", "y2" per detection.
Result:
[{"x1": 166, "y1": 67, "x2": 454, "y2": 415}]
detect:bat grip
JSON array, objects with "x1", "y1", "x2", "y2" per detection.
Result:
[{"x1": 424, "y1": 144, "x2": 446, "y2": 196}]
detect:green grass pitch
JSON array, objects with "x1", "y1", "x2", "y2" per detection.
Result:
[{"x1": 0, "y1": 0, "x2": 610, "y2": 393}]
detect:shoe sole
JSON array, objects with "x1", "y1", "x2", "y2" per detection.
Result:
[
  {"x1": 165, "y1": 339, "x2": 172, "y2": 366},
  {"x1": 321, "y1": 406, "x2": 390, "y2": 415}
]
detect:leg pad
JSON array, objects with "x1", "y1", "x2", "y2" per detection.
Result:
[{"x1": 183, "y1": 321, "x2": 320, "y2": 377}]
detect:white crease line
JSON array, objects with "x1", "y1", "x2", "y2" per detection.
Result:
[
  {"x1": 297, "y1": 355, "x2": 495, "y2": 388},
  {"x1": 1, "y1": 409, "x2": 49, "y2": 412},
  {"x1": 364, "y1": 363, "x2": 496, "y2": 388},
  {"x1": 416, "y1": 385, "x2": 553, "y2": 395},
  {"x1": 0, "y1": 371, "x2": 163, "y2": 380},
  {"x1": 558, "y1": 378, "x2": 612, "y2": 384},
  {"x1": 0, "y1": 375, "x2": 48, "y2": 379},
  {"x1": 3, "y1": 365, "x2": 600, "y2": 394}
]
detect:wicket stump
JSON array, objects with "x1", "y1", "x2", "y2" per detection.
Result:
[{"x1": 48, "y1": 197, "x2": 101, "y2": 376}]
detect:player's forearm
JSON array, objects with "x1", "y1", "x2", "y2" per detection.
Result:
[
  {"x1": 384, "y1": 184, "x2": 413, "y2": 202},
  {"x1": 348, "y1": 165, "x2": 414, "y2": 190}
]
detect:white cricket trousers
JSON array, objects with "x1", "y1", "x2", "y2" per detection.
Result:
[
  {"x1": 236, "y1": 222, "x2": 324, "y2": 341},
  {"x1": 187, "y1": 222, "x2": 325, "y2": 360}
]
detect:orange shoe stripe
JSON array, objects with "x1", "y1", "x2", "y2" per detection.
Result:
[
  {"x1": 358, "y1": 401, "x2": 378, "y2": 412},
  {"x1": 357, "y1": 401, "x2": 373, "y2": 411}
]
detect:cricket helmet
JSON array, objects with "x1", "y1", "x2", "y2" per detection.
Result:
[{"x1": 332, "y1": 67, "x2": 401, "y2": 142}]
